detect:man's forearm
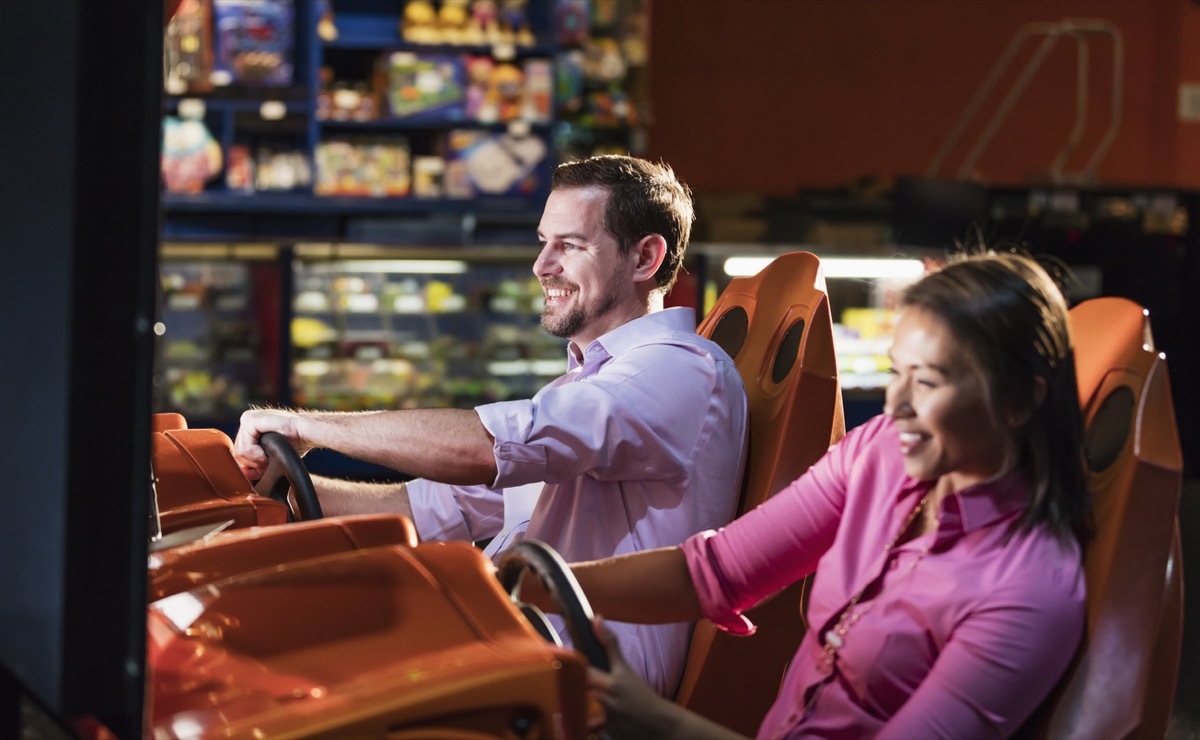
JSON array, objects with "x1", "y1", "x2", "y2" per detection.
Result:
[
  {"x1": 298, "y1": 408, "x2": 498, "y2": 484},
  {"x1": 313, "y1": 475, "x2": 414, "y2": 522}
]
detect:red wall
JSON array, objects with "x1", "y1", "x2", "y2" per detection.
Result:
[{"x1": 646, "y1": 0, "x2": 1200, "y2": 193}]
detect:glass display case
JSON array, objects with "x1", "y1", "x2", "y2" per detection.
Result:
[
  {"x1": 156, "y1": 243, "x2": 287, "y2": 424},
  {"x1": 290, "y1": 244, "x2": 567, "y2": 412}
]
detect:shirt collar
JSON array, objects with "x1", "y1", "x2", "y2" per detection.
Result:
[
  {"x1": 567, "y1": 307, "x2": 697, "y2": 370},
  {"x1": 936, "y1": 470, "x2": 1027, "y2": 539}
]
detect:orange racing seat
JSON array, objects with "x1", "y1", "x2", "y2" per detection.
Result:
[
  {"x1": 1019, "y1": 296, "x2": 1184, "y2": 738},
  {"x1": 675, "y1": 251, "x2": 845, "y2": 733}
]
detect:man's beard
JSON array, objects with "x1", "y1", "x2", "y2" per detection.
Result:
[{"x1": 541, "y1": 289, "x2": 619, "y2": 340}]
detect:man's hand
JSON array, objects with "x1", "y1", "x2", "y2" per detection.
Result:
[{"x1": 232, "y1": 408, "x2": 311, "y2": 481}]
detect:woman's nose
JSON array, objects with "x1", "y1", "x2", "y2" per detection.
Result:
[{"x1": 884, "y1": 379, "x2": 912, "y2": 418}]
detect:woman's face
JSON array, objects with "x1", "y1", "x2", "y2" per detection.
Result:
[{"x1": 885, "y1": 306, "x2": 1010, "y2": 491}]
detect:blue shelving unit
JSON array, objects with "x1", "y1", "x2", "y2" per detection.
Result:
[{"x1": 162, "y1": 0, "x2": 560, "y2": 241}]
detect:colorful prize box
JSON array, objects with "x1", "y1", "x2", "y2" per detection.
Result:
[
  {"x1": 444, "y1": 128, "x2": 546, "y2": 197},
  {"x1": 211, "y1": 0, "x2": 295, "y2": 87},
  {"x1": 386, "y1": 52, "x2": 467, "y2": 122}
]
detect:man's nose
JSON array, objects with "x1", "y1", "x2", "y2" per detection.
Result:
[{"x1": 533, "y1": 244, "x2": 556, "y2": 277}]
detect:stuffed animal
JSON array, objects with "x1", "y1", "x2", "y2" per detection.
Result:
[
  {"x1": 439, "y1": 0, "x2": 471, "y2": 44},
  {"x1": 161, "y1": 116, "x2": 223, "y2": 194},
  {"x1": 401, "y1": 0, "x2": 439, "y2": 43}
]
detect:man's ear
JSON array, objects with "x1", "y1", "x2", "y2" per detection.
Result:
[{"x1": 630, "y1": 234, "x2": 667, "y2": 284}]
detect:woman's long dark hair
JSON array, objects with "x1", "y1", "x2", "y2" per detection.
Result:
[{"x1": 900, "y1": 251, "x2": 1092, "y2": 544}]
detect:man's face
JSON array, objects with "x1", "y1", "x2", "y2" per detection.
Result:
[{"x1": 534, "y1": 186, "x2": 639, "y2": 349}]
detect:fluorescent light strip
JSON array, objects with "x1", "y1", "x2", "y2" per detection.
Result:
[
  {"x1": 724, "y1": 256, "x2": 925, "y2": 280},
  {"x1": 306, "y1": 260, "x2": 468, "y2": 274}
]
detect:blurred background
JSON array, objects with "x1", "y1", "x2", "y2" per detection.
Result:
[{"x1": 0, "y1": 1, "x2": 1197, "y2": 736}]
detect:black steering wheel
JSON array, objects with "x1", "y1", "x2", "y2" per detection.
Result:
[
  {"x1": 252, "y1": 431, "x2": 324, "y2": 521},
  {"x1": 497, "y1": 540, "x2": 610, "y2": 672}
]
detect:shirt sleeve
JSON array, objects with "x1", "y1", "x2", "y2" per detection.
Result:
[
  {"x1": 475, "y1": 343, "x2": 733, "y2": 488},
  {"x1": 405, "y1": 478, "x2": 505, "y2": 543},
  {"x1": 876, "y1": 552, "x2": 1086, "y2": 739},
  {"x1": 681, "y1": 416, "x2": 885, "y2": 634}
]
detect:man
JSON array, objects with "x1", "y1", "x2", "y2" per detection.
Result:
[{"x1": 232, "y1": 155, "x2": 748, "y2": 696}]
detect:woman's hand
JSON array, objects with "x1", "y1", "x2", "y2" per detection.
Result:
[
  {"x1": 586, "y1": 616, "x2": 682, "y2": 737},
  {"x1": 587, "y1": 617, "x2": 748, "y2": 739}
]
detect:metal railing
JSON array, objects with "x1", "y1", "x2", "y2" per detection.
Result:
[{"x1": 927, "y1": 18, "x2": 1124, "y2": 185}]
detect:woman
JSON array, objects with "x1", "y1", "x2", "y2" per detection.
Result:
[{"x1": 559, "y1": 252, "x2": 1092, "y2": 739}]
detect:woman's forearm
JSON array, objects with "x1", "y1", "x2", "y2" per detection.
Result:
[{"x1": 522, "y1": 546, "x2": 702, "y2": 624}]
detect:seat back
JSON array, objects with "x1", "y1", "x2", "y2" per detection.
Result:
[
  {"x1": 674, "y1": 252, "x2": 844, "y2": 733},
  {"x1": 1020, "y1": 296, "x2": 1184, "y2": 739}
]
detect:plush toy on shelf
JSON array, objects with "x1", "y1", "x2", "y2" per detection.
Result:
[
  {"x1": 555, "y1": 0, "x2": 589, "y2": 48},
  {"x1": 439, "y1": 0, "x2": 471, "y2": 44},
  {"x1": 401, "y1": 0, "x2": 440, "y2": 44},
  {"x1": 464, "y1": 55, "x2": 494, "y2": 120},
  {"x1": 498, "y1": 0, "x2": 535, "y2": 46},
  {"x1": 581, "y1": 37, "x2": 626, "y2": 84},
  {"x1": 468, "y1": 0, "x2": 500, "y2": 45},
  {"x1": 316, "y1": 0, "x2": 338, "y2": 42},
  {"x1": 483, "y1": 62, "x2": 524, "y2": 123},
  {"x1": 161, "y1": 116, "x2": 223, "y2": 194}
]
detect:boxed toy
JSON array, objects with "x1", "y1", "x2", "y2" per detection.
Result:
[
  {"x1": 386, "y1": 52, "x2": 466, "y2": 121},
  {"x1": 443, "y1": 128, "x2": 546, "y2": 197},
  {"x1": 164, "y1": 0, "x2": 215, "y2": 94},
  {"x1": 314, "y1": 137, "x2": 411, "y2": 198},
  {"x1": 212, "y1": 0, "x2": 294, "y2": 87}
]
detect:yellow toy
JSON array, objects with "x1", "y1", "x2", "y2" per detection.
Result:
[
  {"x1": 439, "y1": 0, "x2": 471, "y2": 45},
  {"x1": 401, "y1": 0, "x2": 439, "y2": 44},
  {"x1": 485, "y1": 63, "x2": 525, "y2": 123}
]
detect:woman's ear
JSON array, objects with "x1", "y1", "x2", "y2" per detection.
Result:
[
  {"x1": 630, "y1": 234, "x2": 667, "y2": 284},
  {"x1": 1008, "y1": 377, "x2": 1047, "y2": 428}
]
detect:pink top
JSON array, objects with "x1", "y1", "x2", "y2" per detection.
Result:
[{"x1": 683, "y1": 414, "x2": 1085, "y2": 739}]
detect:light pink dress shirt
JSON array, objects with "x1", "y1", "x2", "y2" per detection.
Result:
[
  {"x1": 683, "y1": 414, "x2": 1085, "y2": 739},
  {"x1": 408, "y1": 307, "x2": 749, "y2": 695}
]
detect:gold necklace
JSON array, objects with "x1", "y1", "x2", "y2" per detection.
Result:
[{"x1": 820, "y1": 493, "x2": 933, "y2": 665}]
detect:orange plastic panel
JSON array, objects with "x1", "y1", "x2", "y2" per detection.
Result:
[
  {"x1": 148, "y1": 513, "x2": 420, "y2": 601},
  {"x1": 151, "y1": 412, "x2": 187, "y2": 433},
  {"x1": 152, "y1": 427, "x2": 287, "y2": 534},
  {"x1": 1021, "y1": 297, "x2": 1184, "y2": 739},
  {"x1": 676, "y1": 252, "x2": 844, "y2": 734},
  {"x1": 147, "y1": 542, "x2": 588, "y2": 738}
]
